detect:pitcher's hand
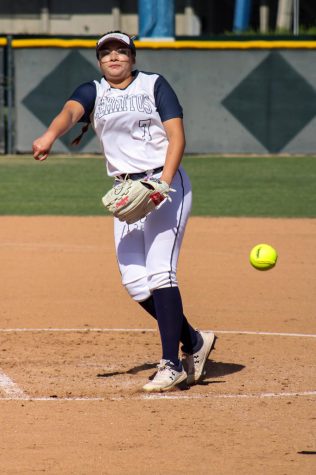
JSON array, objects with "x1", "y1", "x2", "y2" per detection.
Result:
[{"x1": 32, "y1": 132, "x2": 55, "y2": 161}]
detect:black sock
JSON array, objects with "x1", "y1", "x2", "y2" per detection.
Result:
[
  {"x1": 152, "y1": 287, "x2": 201, "y2": 366},
  {"x1": 139, "y1": 294, "x2": 198, "y2": 354},
  {"x1": 152, "y1": 287, "x2": 183, "y2": 366},
  {"x1": 139, "y1": 296, "x2": 156, "y2": 318}
]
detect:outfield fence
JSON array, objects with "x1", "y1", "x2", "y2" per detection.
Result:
[{"x1": 1, "y1": 37, "x2": 316, "y2": 155}]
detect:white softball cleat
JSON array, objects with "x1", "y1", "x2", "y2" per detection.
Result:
[
  {"x1": 142, "y1": 359, "x2": 187, "y2": 392},
  {"x1": 182, "y1": 331, "x2": 217, "y2": 385}
]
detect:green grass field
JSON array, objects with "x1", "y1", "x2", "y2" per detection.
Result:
[{"x1": 0, "y1": 155, "x2": 315, "y2": 217}]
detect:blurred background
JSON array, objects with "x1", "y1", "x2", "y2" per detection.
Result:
[
  {"x1": 0, "y1": 1, "x2": 315, "y2": 37},
  {"x1": 0, "y1": 1, "x2": 316, "y2": 155}
]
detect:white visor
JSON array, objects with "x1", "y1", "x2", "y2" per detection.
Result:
[{"x1": 97, "y1": 33, "x2": 132, "y2": 50}]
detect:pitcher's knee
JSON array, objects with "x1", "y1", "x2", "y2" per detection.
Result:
[
  {"x1": 148, "y1": 270, "x2": 178, "y2": 292},
  {"x1": 123, "y1": 277, "x2": 151, "y2": 302}
]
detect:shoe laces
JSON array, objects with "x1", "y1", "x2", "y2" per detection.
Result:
[{"x1": 157, "y1": 359, "x2": 179, "y2": 374}]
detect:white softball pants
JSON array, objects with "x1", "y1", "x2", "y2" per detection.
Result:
[{"x1": 114, "y1": 166, "x2": 192, "y2": 301}]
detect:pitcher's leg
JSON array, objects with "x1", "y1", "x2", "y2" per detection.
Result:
[
  {"x1": 114, "y1": 219, "x2": 150, "y2": 302},
  {"x1": 139, "y1": 295, "x2": 198, "y2": 353},
  {"x1": 144, "y1": 168, "x2": 197, "y2": 364}
]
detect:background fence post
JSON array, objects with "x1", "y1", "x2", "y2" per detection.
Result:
[
  {"x1": 6, "y1": 35, "x2": 14, "y2": 154},
  {"x1": 293, "y1": 0, "x2": 300, "y2": 35}
]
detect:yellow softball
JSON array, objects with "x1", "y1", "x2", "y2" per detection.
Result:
[{"x1": 249, "y1": 243, "x2": 278, "y2": 271}]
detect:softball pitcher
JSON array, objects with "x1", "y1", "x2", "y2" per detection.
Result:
[{"x1": 32, "y1": 31, "x2": 216, "y2": 392}]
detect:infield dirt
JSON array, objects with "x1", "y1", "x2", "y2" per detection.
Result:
[{"x1": 0, "y1": 217, "x2": 315, "y2": 474}]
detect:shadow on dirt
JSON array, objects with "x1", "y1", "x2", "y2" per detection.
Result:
[
  {"x1": 97, "y1": 360, "x2": 245, "y2": 384},
  {"x1": 97, "y1": 362, "x2": 157, "y2": 378},
  {"x1": 205, "y1": 360, "x2": 245, "y2": 378},
  {"x1": 193, "y1": 360, "x2": 245, "y2": 387}
]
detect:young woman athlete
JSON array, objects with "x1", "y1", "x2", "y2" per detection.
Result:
[{"x1": 32, "y1": 31, "x2": 216, "y2": 392}]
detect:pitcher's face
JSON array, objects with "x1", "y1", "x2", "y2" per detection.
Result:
[{"x1": 98, "y1": 40, "x2": 135, "y2": 85}]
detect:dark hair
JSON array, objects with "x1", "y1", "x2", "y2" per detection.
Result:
[{"x1": 96, "y1": 30, "x2": 136, "y2": 58}]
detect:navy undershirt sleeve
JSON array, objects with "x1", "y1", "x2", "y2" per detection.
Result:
[
  {"x1": 154, "y1": 75, "x2": 183, "y2": 122},
  {"x1": 67, "y1": 81, "x2": 97, "y2": 123}
]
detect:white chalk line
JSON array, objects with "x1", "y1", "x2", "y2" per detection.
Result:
[
  {"x1": 0, "y1": 328, "x2": 315, "y2": 338},
  {"x1": 216, "y1": 330, "x2": 316, "y2": 338},
  {"x1": 0, "y1": 396, "x2": 103, "y2": 401},
  {"x1": 0, "y1": 391, "x2": 315, "y2": 402},
  {"x1": 125, "y1": 390, "x2": 316, "y2": 401},
  {"x1": 0, "y1": 371, "x2": 26, "y2": 399},
  {"x1": 0, "y1": 328, "x2": 314, "y2": 401}
]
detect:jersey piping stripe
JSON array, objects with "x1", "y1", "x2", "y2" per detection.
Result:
[{"x1": 168, "y1": 168, "x2": 185, "y2": 287}]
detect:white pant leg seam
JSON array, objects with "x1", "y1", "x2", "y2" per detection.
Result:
[{"x1": 168, "y1": 168, "x2": 185, "y2": 286}]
